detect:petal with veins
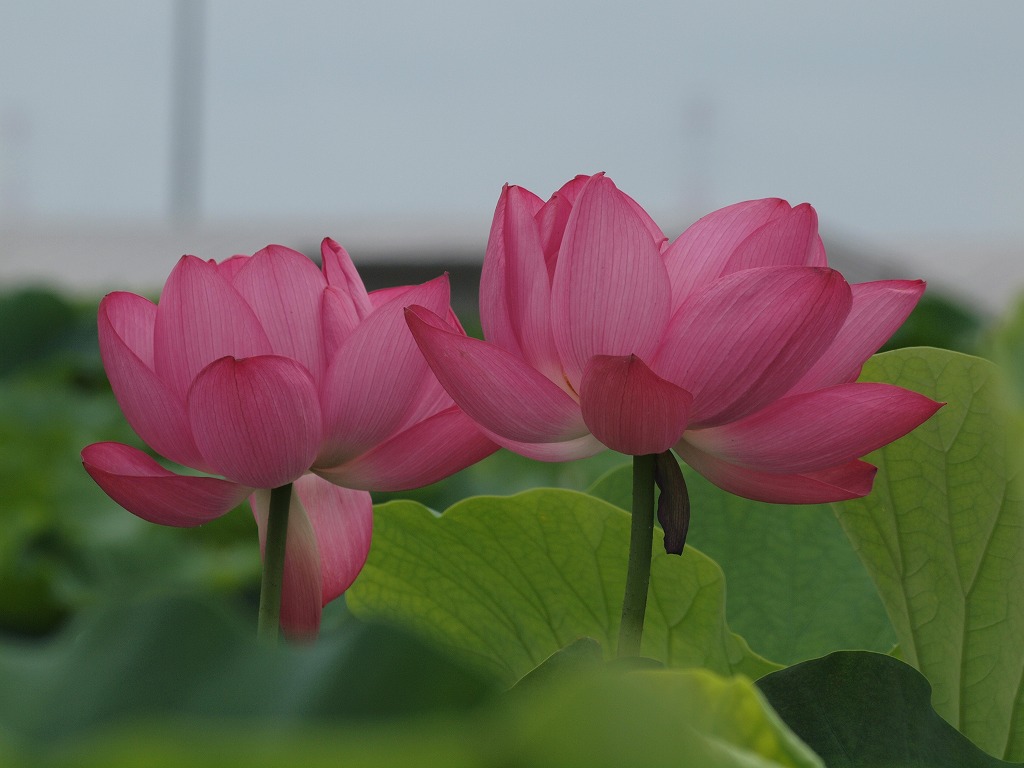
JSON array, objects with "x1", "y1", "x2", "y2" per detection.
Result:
[
  {"x1": 675, "y1": 440, "x2": 877, "y2": 504},
  {"x1": 154, "y1": 255, "x2": 273, "y2": 400},
  {"x1": 320, "y1": 238, "x2": 373, "y2": 319},
  {"x1": 480, "y1": 184, "x2": 562, "y2": 381},
  {"x1": 189, "y1": 355, "x2": 322, "y2": 488},
  {"x1": 662, "y1": 198, "x2": 788, "y2": 313},
  {"x1": 723, "y1": 203, "x2": 827, "y2": 273},
  {"x1": 685, "y1": 383, "x2": 943, "y2": 473},
  {"x1": 232, "y1": 245, "x2": 327, "y2": 384},
  {"x1": 407, "y1": 305, "x2": 589, "y2": 444},
  {"x1": 788, "y1": 279, "x2": 926, "y2": 394},
  {"x1": 82, "y1": 442, "x2": 249, "y2": 526},
  {"x1": 317, "y1": 406, "x2": 497, "y2": 491},
  {"x1": 318, "y1": 276, "x2": 450, "y2": 466},
  {"x1": 580, "y1": 354, "x2": 692, "y2": 455},
  {"x1": 655, "y1": 266, "x2": 851, "y2": 427},
  {"x1": 551, "y1": 175, "x2": 671, "y2": 388},
  {"x1": 98, "y1": 292, "x2": 206, "y2": 469},
  {"x1": 252, "y1": 476, "x2": 373, "y2": 640}
]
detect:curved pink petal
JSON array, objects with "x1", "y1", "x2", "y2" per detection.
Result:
[
  {"x1": 251, "y1": 486, "x2": 320, "y2": 641},
  {"x1": 98, "y1": 293, "x2": 206, "y2": 469},
  {"x1": 82, "y1": 442, "x2": 249, "y2": 526},
  {"x1": 675, "y1": 440, "x2": 877, "y2": 503},
  {"x1": 685, "y1": 383, "x2": 942, "y2": 473},
  {"x1": 662, "y1": 198, "x2": 788, "y2": 313},
  {"x1": 231, "y1": 245, "x2": 328, "y2": 384},
  {"x1": 292, "y1": 475, "x2": 372, "y2": 604},
  {"x1": 788, "y1": 279, "x2": 926, "y2": 394},
  {"x1": 723, "y1": 203, "x2": 827, "y2": 273},
  {"x1": 153, "y1": 255, "x2": 273, "y2": 400},
  {"x1": 251, "y1": 477, "x2": 372, "y2": 640},
  {"x1": 551, "y1": 174, "x2": 671, "y2": 388},
  {"x1": 214, "y1": 254, "x2": 250, "y2": 282},
  {"x1": 320, "y1": 239, "x2": 373, "y2": 358},
  {"x1": 188, "y1": 355, "x2": 323, "y2": 488},
  {"x1": 654, "y1": 266, "x2": 852, "y2": 427},
  {"x1": 320, "y1": 238, "x2": 373, "y2": 317},
  {"x1": 318, "y1": 276, "x2": 450, "y2": 466},
  {"x1": 316, "y1": 406, "x2": 498, "y2": 491},
  {"x1": 407, "y1": 305, "x2": 589, "y2": 444},
  {"x1": 536, "y1": 177, "x2": 584, "y2": 274},
  {"x1": 480, "y1": 184, "x2": 562, "y2": 382},
  {"x1": 580, "y1": 354, "x2": 692, "y2": 455},
  {"x1": 481, "y1": 429, "x2": 607, "y2": 462}
]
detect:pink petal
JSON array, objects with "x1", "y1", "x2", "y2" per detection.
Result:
[
  {"x1": 480, "y1": 184, "x2": 562, "y2": 382},
  {"x1": 535, "y1": 174, "x2": 667, "y2": 260},
  {"x1": 536, "y1": 177, "x2": 584, "y2": 274},
  {"x1": 406, "y1": 305, "x2": 589, "y2": 444},
  {"x1": 251, "y1": 475, "x2": 373, "y2": 639},
  {"x1": 320, "y1": 239, "x2": 373, "y2": 355},
  {"x1": 318, "y1": 276, "x2": 450, "y2": 467},
  {"x1": 320, "y1": 238, "x2": 373, "y2": 318},
  {"x1": 214, "y1": 255, "x2": 250, "y2": 282},
  {"x1": 251, "y1": 485, "x2": 320, "y2": 641},
  {"x1": 482, "y1": 430, "x2": 607, "y2": 462},
  {"x1": 662, "y1": 198, "x2": 789, "y2": 313},
  {"x1": 231, "y1": 245, "x2": 328, "y2": 384},
  {"x1": 580, "y1": 354, "x2": 692, "y2": 455},
  {"x1": 188, "y1": 355, "x2": 323, "y2": 488},
  {"x1": 316, "y1": 405, "x2": 497, "y2": 491},
  {"x1": 82, "y1": 442, "x2": 249, "y2": 526},
  {"x1": 788, "y1": 279, "x2": 926, "y2": 394},
  {"x1": 153, "y1": 255, "x2": 273, "y2": 400},
  {"x1": 675, "y1": 440, "x2": 877, "y2": 503},
  {"x1": 98, "y1": 293, "x2": 206, "y2": 469},
  {"x1": 551, "y1": 174, "x2": 672, "y2": 388},
  {"x1": 724, "y1": 203, "x2": 827, "y2": 272},
  {"x1": 654, "y1": 266, "x2": 852, "y2": 427},
  {"x1": 292, "y1": 475, "x2": 372, "y2": 604},
  {"x1": 685, "y1": 383, "x2": 943, "y2": 473}
]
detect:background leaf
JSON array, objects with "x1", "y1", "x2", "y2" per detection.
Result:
[
  {"x1": 589, "y1": 462, "x2": 894, "y2": 665},
  {"x1": 0, "y1": 596, "x2": 495, "y2": 748},
  {"x1": 758, "y1": 651, "x2": 1011, "y2": 767},
  {"x1": 834, "y1": 348, "x2": 1024, "y2": 760},
  {"x1": 346, "y1": 490, "x2": 779, "y2": 685}
]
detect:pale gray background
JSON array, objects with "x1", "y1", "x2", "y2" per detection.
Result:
[{"x1": 1, "y1": 1, "x2": 1021, "y2": 308}]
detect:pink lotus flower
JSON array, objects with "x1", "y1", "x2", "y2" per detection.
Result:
[
  {"x1": 82, "y1": 240, "x2": 496, "y2": 637},
  {"x1": 406, "y1": 174, "x2": 942, "y2": 504}
]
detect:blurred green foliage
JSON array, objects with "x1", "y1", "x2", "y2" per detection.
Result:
[{"x1": 880, "y1": 292, "x2": 984, "y2": 354}]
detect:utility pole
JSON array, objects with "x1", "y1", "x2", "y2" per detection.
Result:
[{"x1": 169, "y1": 0, "x2": 205, "y2": 225}]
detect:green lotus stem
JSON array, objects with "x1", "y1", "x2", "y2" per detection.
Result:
[
  {"x1": 618, "y1": 453, "x2": 657, "y2": 658},
  {"x1": 257, "y1": 482, "x2": 292, "y2": 643}
]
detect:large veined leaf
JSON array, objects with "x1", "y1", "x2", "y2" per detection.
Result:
[
  {"x1": 588, "y1": 462, "x2": 894, "y2": 665},
  {"x1": 346, "y1": 490, "x2": 779, "y2": 685},
  {"x1": 835, "y1": 348, "x2": 1024, "y2": 760},
  {"x1": 758, "y1": 651, "x2": 1011, "y2": 767}
]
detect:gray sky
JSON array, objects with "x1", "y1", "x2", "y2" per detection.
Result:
[{"x1": 1, "y1": 1, "x2": 1022, "y2": 295}]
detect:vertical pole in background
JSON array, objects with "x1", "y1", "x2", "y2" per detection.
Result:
[{"x1": 170, "y1": 0, "x2": 205, "y2": 225}]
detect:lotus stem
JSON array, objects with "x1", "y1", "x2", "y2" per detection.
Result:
[
  {"x1": 257, "y1": 482, "x2": 292, "y2": 643},
  {"x1": 618, "y1": 453, "x2": 656, "y2": 658}
]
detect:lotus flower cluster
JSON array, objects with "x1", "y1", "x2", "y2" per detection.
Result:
[
  {"x1": 82, "y1": 240, "x2": 495, "y2": 636},
  {"x1": 406, "y1": 174, "x2": 942, "y2": 503}
]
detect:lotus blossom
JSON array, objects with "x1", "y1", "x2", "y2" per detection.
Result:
[
  {"x1": 406, "y1": 174, "x2": 942, "y2": 504},
  {"x1": 82, "y1": 240, "x2": 496, "y2": 637}
]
